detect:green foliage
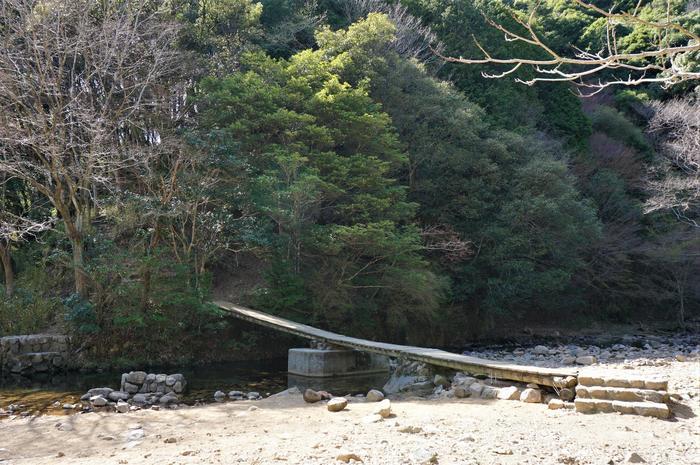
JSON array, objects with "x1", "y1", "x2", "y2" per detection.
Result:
[
  {"x1": 4, "y1": 0, "x2": 698, "y2": 356},
  {"x1": 196, "y1": 15, "x2": 443, "y2": 342},
  {"x1": 0, "y1": 287, "x2": 63, "y2": 336},
  {"x1": 590, "y1": 107, "x2": 652, "y2": 159},
  {"x1": 63, "y1": 294, "x2": 100, "y2": 335}
]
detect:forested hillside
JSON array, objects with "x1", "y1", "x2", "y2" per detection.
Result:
[{"x1": 1, "y1": 0, "x2": 698, "y2": 364}]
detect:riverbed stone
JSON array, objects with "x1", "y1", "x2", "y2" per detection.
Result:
[
  {"x1": 373, "y1": 399, "x2": 392, "y2": 418},
  {"x1": 123, "y1": 382, "x2": 139, "y2": 394},
  {"x1": 400, "y1": 381, "x2": 434, "y2": 396},
  {"x1": 229, "y1": 390, "x2": 244, "y2": 399},
  {"x1": 160, "y1": 393, "x2": 178, "y2": 405},
  {"x1": 480, "y1": 386, "x2": 500, "y2": 399},
  {"x1": 366, "y1": 389, "x2": 384, "y2": 402},
  {"x1": 452, "y1": 374, "x2": 477, "y2": 388},
  {"x1": 90, "y1": 395, "x2": 108, "y2": 407},
  {"x1": 576, "y1": 355, "x2": 597, "y2": 365},
  {"x1": 115, "y1": 400, "x2": 129, "y2": 413},
  {"x1": 532, "y1": 345, "x2": 549, "y2": 355},
  {"x1": 86, "y1": 387, "x2": 113, "y2": 398},
  {"x1": 132, "y1": 394, "x2": 148, "y2": 405},
  {"x1": 469, "y1": 382, "x2": 484, "y2": 397},
  {"x1": 520, "y1": 388, "x2": 542, "y2": 403},
  {"x1": 327, "y1": 397, "x2": 348, "y2": 412},
  {"x1": 304, "y1": 389, "x2": 322, "y2": 403},
  {"x1": 108, "y1": 391, "x2": 130, "y2": 402},
  {"x1": 453, "y1": 386, "x2": 470, "y2": 398},
  {"x1": 548, "y1": 399, "x2": 565, "y2": 410},
  {"x1": 497, "y1": 386, "x2": 520, "y2": 401},
  {"x1": 433, "y1": 374, "x2": 450, "y2": 388}
]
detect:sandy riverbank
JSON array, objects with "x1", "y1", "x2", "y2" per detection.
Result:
[{"x1": 1, "y1": 359, "x2": 698, "y2": 465}]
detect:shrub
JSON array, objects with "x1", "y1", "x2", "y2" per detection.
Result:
[{"x1": 0, "y1": 287, "x2": 64, "y2": 336}]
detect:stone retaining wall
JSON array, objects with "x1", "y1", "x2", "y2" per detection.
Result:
[{"x1": 0, "y1": 334, "x2": 71, "y2": 375}]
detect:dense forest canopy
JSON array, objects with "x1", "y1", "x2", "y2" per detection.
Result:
[{"x1": 0, "y1": 0, "x2": 698, "y2": 364}]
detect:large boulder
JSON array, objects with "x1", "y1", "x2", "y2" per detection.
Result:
[
  {"x1": 480, "y1": 386, "x2": 500, "y2": 399},
  {"x1": 469, "y1": 382, "x2": 484, "y2": 397},
  {"x1": 433, "y1": 374, "x2": 450, "y2": 388},
  {"x1": 497, "y1": 386, "x2": 520, "y2": 401},
  {"x1": 382, "y1": 360, "x2": 434, "y2": 395},
  {"x1": 126, "y1": 371, "x2": 147, "y2": 385},
  {"x1": 520, "y1": 388, "x2": 542, "y2": 403},
  {"x1": 159, "y1": 393, "x2": 178, "y2": 405},
  {"x1": 124, "y1": 382, "x2": 139, "y2": 394},
  {"x1": 452, "y1": 374, "x2": 477, "y2": 388}
]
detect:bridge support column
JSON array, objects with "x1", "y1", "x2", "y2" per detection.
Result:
[{"x1": 288, "y1": 348, "x2": 389, "y2": 378}]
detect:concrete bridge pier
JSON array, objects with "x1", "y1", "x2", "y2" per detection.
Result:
[{"x1": 288, "y1": 348, "x2": 390, "y2": 378}]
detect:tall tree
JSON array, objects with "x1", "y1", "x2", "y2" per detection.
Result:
[{"x1": 0, "y1": 0, "x2": 181, "y2": 296}]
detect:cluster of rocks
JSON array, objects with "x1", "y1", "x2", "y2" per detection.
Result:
[
  {"x1": 381, "y1": 359, "x2": 577, "y2": 408},
  {"x1": 435, "y1": 372, "x2": 578, "y2": 410},
  {"x1": 213, "y1": 390, "x2": 262, "y2": 401},
  {"x1": 80, "y1": 371, "x2": 187, "y2": 412},
  {"x1": 303, "y1": 386, "x2": 394, "y2": 422},
  {"x1": 0, "y1": 335, "x2": 70, "y2": 375},
  {"x1": 462, "y1": 334, "x2": 700, "y2": 369}
]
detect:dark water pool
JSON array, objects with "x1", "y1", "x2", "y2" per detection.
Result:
[{"x1": 0, "y1": 358, "x2": 389, "y2": 416}]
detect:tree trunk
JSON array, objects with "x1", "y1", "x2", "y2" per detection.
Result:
[
  {"x1": 0, "y1": 241, "x2": 14, "y2": 298},
  {"x1": 677, "y1": 280, "x2": 685, "y2": 327},
  {"x1": 70, "y1": 235, "x2": 88, "y2": 297}
]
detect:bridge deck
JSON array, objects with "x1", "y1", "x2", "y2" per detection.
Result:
[{"x1": 215, "y1": 301, "x2": 577, "y2": 387}]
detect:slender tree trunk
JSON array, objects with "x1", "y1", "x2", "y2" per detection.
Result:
[
  {"x1": 70, "y1": 234, "x2": 87, "y2": 297},
  {"x1": 0, "y1": 241, "x2": 14, "y2": 297},
  {"x1": 677, "y1": 280, "x2": 685, "y2": 327}
]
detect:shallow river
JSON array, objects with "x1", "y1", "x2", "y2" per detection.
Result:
[{"x1": 0, "y1": 358, "x2": 390, "y2": 417}]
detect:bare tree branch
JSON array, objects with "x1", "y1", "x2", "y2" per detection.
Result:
[{"x1": 437, "y1": 0, "x2": 700, "y2": 95}]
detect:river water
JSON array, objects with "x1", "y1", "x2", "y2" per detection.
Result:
[{"x1": 0, "y1": 358, "x2": 390, "y2": 417}]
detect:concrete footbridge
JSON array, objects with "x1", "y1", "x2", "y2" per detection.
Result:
[{"x1": 214, "y1": 301, "x2": 577, "y2": 387}]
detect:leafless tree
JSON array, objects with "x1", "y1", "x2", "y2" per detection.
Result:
[
  {"x1": 262, "y1": 0, "x2": 326, "y2": 55},
  {"x1": 0, "y1": 0, "x2": 181, "y2": 296},
  {"x1": 438, "y1": 0, "x2": 700, "y2": 95},
  {"x1": 645, "y1": 98, "x2": 700, "y2": 227},
  {"x1": 420, "y1": 225, "x2": 473, "y2": 263},
  {"x1": 339, "y1": 0, "x2": 444, "y2": 66},
  {"x1": 0, "y1": 183, "x2": 53, "y2": 297}
]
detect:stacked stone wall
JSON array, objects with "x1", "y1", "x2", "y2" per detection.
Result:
[{"x1": 0, "y1": 335, "x2": 70, "y2": 374}]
